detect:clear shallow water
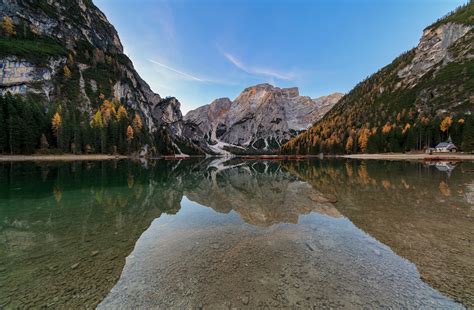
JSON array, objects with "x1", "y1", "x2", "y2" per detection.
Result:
[{"x1": 0, "y1": 159, "x2": 472, "y2": 308}]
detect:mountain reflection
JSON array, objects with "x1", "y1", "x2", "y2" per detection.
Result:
[
  {"x1": 0, "y1": 158, "x2": 472, "y2": 308},
  {"x1": 183, "y1": 159, "x2": 341, "y2": 226}
]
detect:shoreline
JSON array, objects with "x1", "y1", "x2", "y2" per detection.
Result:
[
  {"x1": 1, "y1": 153, "x2": 474, "y2": 162},
  {"x1": 0, "y1": 154, "x2": 128, "y2": 162},
  {"x1": 339, "y1": 153, "x2": 474, "y2": 161}
]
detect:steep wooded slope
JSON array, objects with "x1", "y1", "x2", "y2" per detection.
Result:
[{"x1": 282, "y1": 3, "x2": 474, "y2": 155}]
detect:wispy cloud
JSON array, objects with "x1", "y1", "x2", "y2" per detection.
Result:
[
  {"x1": 148, "y1": 59, "x2": 205, "y2": 82},
  {"x1": 222, "y1": 52, "x2": 295, "y2": 81},
  {"x1": 148, "y1": 59, "x2": 238, "y2": 86}
]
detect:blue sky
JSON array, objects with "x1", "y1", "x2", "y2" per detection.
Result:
[{"x1": 94, "y1": 0, "x2": 466, "y2": 114}]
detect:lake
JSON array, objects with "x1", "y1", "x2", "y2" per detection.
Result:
[{"x1": 0, "y1": 158, "x2": 472, "y2": 308}]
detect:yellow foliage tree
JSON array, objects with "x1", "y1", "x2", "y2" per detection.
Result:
[
  {"x1": 420, "y1": 116, "x2": 430, "y2": 125},
  {"x1": 126, "y1": 125, "x2": 134, "y2": 142},
  {"x1": 458, "y1": 118, "x2": 465, "y2": 124},
  {"x1": 100, "y1": 100, "x2": 114, "y2": 124},
  {"x1": 91, "y1": 110, "x2": 104, "y2": 128},
  {"x1": 440, "y1": 116, "x2": 453, "y2": 133},
  {"x1": 1, "y1": 16, "x2": 15, "y2": 36},
  {"x1": 67, "y1": 53, "x2": 74, "y2": 66},
  {"x1": 51, "y1": 112, "x2": 62, "y2": 137},
  {"x1": 358, "y1": 128, "x2": 370, "y2": 152},
  {"x1": 116, "y1": 105, "x2": 128, "y2": 120},
  {"x1": 345, "y1": 136, "x2": 354, "y2": 153},
  {"x1": 382, "y1": 122, "x2": 392, "y2": 134},
  {"x1": 402, "y1": 123, "x2": 411, "y2": 134},
  {"x1": 63, "y1": 65, "x2": 71, "y2": 78},
  {"x1": 132, "y1": 113, "x2": 143, "y2": 133}
]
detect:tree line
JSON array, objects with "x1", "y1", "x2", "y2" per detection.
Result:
[
  {"x1": 281, "y1": 113, "x2": 474, "y2": 155},
  {"x1": 0, "y1": 93, "x2": 150, "y2": 155}
]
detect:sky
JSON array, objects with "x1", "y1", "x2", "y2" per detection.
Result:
[{"x1": 94, "y1": 0, "x2": 467, "y2": 114}]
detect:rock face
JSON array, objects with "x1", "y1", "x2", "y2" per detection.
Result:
[
  {"x1": 184, "y1": 84, "x2": 342, "y2": 154},
  {"x1": 397, "y1": 22, "x2": 472, "y2": 88},
  {"x1": 0, "y1": 0, "x2": 201, "y2": 154},
  {"x1": 0, "y1": 57, "x2": 60, "y2": 98}
]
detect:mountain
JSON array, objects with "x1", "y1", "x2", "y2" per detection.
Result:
[
  {"x1": 184, "y1": 83, "x2": 342, "y2": 154},
  {"x1": 0, "y1": 0, "x2": 203, "y2": 155},
  {"x1": 281, "y1": 2, "x2": 474, "y2": 155}
]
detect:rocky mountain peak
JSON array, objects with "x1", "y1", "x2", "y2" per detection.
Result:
[{"x1": 184, "y1": 84, "x2": 342, "y2": 154}]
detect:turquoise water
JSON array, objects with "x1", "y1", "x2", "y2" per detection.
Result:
[{"x1": 0, "y1": 159, "x2": 472, "y2": 308}]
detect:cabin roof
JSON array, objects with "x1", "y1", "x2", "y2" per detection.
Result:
[{"x1": 435, "y1": 142, "x2": 456, "y2": 149}]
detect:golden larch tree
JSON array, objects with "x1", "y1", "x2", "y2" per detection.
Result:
[
  {"x1": 382, "y1": 122, "x2": 392, "y2": 134},
  {"x1": 91, "y1": 110, "x2": 104, "y2": 128},
  {"x1": 100, "y1": 100, "x2": 114, "y2": 125},
  {"x1": 126, "y1": 125, "x2": 134, "y2": 142},
  {"x1": 1, "y1": 16, "x2": 15, "y2": 36},
  {"x1": 51, "y1": 112, "x2": 62, "y2": 137},
  {"x1": 358, "y1": 128, "x2": 370, "y2": 152},
  {"x1": 132, "y1": 113, "x2": 143, "y2": 133},
  {"x1": 116, "y1": 105, "x2": 128, "y2": 120},
  {"x1": 440, "y1": 116, "x2": 453, "y2": 133},
  {"x1": 402, "y1": 123, "x2": 411, "y2": 134},
  {"x1": 67, "y1": 53, "x2": 74, "y2": 66},
  {"x1": 63, "y1": 65, "x2": 71, "y2": 78},
  {"x1": 345, "y1": 136, "x2": 354, "y2": 153}
]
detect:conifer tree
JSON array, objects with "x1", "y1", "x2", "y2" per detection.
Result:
[
  {"x1": 0, "y1": 96, "x2": 6, "y2": 153},
  {"x1": 6, "y1": 97, "x2": 23, "y2": 154},
  {"x1": 461, "y1": 117, "x2": 474, "y2": 152}
]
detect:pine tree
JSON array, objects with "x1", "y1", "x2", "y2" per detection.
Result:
[
  {"x1": 22, "y1": 101, "x2": 38, "y2": 153},
  {"x1": 6, "y1": 97, "x2": 23, "y2": 154},
  {"x1": 461, "y1": 117, "x2": 474, "y2": 152},
  {"x1": 0, "y1": 96, "x2": 6, "y2": 153},
  {"x1": 40, "y1": 134, "x2": 49, "y2": 150},
  {"x1": 126, "y1": 125, "x2": 134, "y2": 154}
]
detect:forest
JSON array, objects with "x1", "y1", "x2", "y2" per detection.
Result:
[
  {"x1": 0, "y1": 93, "x2": 161, "y2": 155},
  {"x1": 281, "y1": 112, "x2": 474, "y2": 155}
]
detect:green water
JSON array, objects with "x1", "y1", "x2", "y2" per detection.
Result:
[{"x1": 0, "y1": 159, "x2": 472, "y2": 308}]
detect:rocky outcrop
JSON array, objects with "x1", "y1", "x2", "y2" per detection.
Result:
[
  {"x1": 184, "y1": 84, "x2": 342, "y2": 154},
  {"x1": 397, "y1": 22, "x2": 472, "y2": 88},
  {"x1": 0, "y1": 0, "x2": 123, "y2": 54},
  {"x1": 0, "y1": 57, "x2": 65, "y2": 98}
]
